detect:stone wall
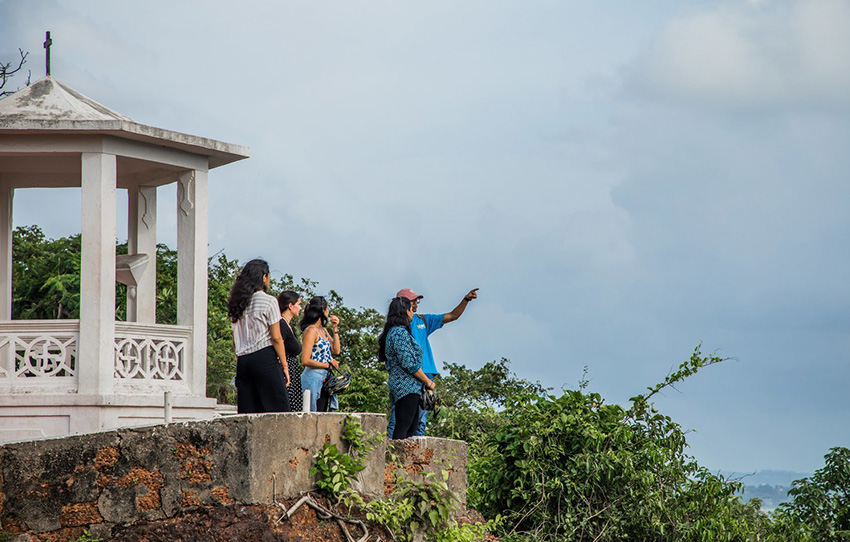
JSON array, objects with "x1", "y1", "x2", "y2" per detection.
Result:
[
  {"x1": 387, "y1": 437, "x2": 468, "y2": 503},
  {"x1": 0, "y1": 413, "x2": 467, "y2": 541}
]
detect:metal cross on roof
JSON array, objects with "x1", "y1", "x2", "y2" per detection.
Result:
[{"x1": 44, "y1": 31, "x2": 52, "y2": 76}]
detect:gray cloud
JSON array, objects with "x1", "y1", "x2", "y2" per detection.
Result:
[{"x1": 630, "y1": 0, "x2": 850, "y2": 109}]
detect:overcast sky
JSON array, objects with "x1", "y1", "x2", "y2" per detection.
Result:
[{"x1": 2, "y1": 0, "x2": 849, "y2": 474}]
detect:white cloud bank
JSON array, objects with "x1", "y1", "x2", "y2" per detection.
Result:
[{"x1": 632, "y1": 0, "x2": 850, "y2": 109}]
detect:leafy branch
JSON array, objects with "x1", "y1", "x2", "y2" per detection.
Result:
[{"x1": 628, "y1": 344, "x2": 731, "y2": 415}]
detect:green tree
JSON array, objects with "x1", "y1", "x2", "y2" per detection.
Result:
[
  {"x1": 470, "y1": 347, "x2": 772, "y2": 542},
  {"x1": 428, "y1": 358, "x2": 546, "y2": 445},
  {"x1": 12, "y1": 226, "x2": 82, "y2": 319},
  {"x1": 204, "y1": 252, "x2": 242, "y2": 402},
  {"x1": 769, "y1": 447, "x2": 850, "y2": 541}
]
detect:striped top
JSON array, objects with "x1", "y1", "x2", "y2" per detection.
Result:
[{"x1": 232, "y1": 291, "x2": 282, "y2": 356}]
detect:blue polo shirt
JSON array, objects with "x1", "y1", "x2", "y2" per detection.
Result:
[{"x1": 410, "y1": 313, "x2": 444, "y2": 375}]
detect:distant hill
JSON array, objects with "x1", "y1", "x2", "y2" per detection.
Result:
[
  {"x1": 720, "y1": 470, "x2": 813, "y2": 511},
  {"x1": 723, "y1": 469, "x2": 811, "y2": 487},
  {"x1": 740, "y1": 484, "x2": 792, "y2": 511}
]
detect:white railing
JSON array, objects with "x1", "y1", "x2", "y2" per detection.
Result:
[
  {"x1": 0, "y1": 320, "x2": 79, "y2": 392},
  {"x1": 113, "y1": 322, "x2": 192, "y2": 392},
  {"x1": 0, "y1": 320, "x2": 193, "y2": 394}
]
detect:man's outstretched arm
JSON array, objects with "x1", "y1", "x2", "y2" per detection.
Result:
[{"x1": 442, "y1": 288, "x2": 479, "y2": 324}]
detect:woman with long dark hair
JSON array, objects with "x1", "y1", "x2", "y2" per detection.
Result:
[
  {"x1": 301, "y1": 295, "x2": 340, "y2": 412},
  {"x1": 300, "y1": 296, "x2": 341, "y2": 412},
  {"x1": 277, "y1": 290, "x2": 304, "y2": 411},
  {"x1": 378, "y1": 296, "x2": 435, "y2": 439},
  {"x1": 227, "y1": 259, "x2": 290, "y2": 413}
]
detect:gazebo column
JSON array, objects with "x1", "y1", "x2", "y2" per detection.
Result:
[
  {"x1": 0, "y1": 183, "x2": 12, "y2": 320},
  {"x1": 78, "y1": 153, "x2": 117, "y2": 399},
  {"x1": 127, "y1": 185, "x2": 158, "y2": 323},
  {"x1": 0, "y1": 183, "x2": 11, "y2": 373},
  {"x1": 177, "y1": 169, "x2": 209, "y2": 397}
]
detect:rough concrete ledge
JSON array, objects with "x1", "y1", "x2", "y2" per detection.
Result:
[{"x1": 0, "y1": 413, "x2": 467, "y2": 540}]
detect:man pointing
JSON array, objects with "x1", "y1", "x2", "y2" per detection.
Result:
[{"x1": 387, "y1": 287, "x2": 479, "y2": 437}]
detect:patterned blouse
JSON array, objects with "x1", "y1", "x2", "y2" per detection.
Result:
[
  {"x1": 385, "y1": 326, "x2": 423, "y2": 404},
  {"x1": 308, "y1": 326, "x2": 333, "y2": 368}
]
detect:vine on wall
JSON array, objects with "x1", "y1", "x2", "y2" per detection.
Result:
[{"x1": 309, "y1": 416, "x2": 492, "y2": 541}]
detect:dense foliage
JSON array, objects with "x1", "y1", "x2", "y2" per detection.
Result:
[
  {"x1": 10, "y1": 225, "x2": 850, "y2": 541},
  {"x1": 470, "y1": 348, "x2": 772, "y2": 541},
  {"x1": 427, "y1": 358, "x2": 547, "y2": 445},
  {"x1": 11, "y1": 226, "x2": 82, "y2": 319},
  {"x1": 770, "y1": 447, "x2": 850, "y2": 541}
]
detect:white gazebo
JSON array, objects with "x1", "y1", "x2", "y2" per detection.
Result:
[{"x1": 0, "y1": 77, "x2": 249, "y2": 443}]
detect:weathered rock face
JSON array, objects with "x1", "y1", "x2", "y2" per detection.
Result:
[
  {"x1": 5, "y1": 500, "x2": 386, "y2": 542},
  {"x1": 0, "y1": 416, "x2": 253, "y2": 537},
  {"x1": 387, "y1": 437, "x2": 469, "y2": 505},
  {"x1": 0, "y1": 413, "x2": 468, "y2": 540},
  {"x1": 109, "y1": 504, "x2": 293, "y2": 542},
  {"x1": 110, "y1": 501, "x2": 380, "y2": 542}
]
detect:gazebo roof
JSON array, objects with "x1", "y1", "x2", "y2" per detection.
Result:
[{"x1": 0, "y1": 77, "x2": 249, "y2": 168}]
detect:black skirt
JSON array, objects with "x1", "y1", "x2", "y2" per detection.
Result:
[{"x1": 235, "y1": 345, "x2": 290, "y2": 413}]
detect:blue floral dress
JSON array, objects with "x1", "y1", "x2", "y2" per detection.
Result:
[
  {"x1": 301, "y1": 326, "x2": 338, "y2": 411},
  {"x1": 385, "y1": 326, "x2": 423, "y2": 404}
]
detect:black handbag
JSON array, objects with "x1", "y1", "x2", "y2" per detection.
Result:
[
  {"x1": 322, "y1": 367, "x2": 351, "y2": 396},
  {"x1": 419, "y1": 386, "x2": 437, "y2": 411}
]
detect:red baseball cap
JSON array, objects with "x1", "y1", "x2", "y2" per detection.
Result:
[{"x1": 396, "y1": 288, "x2": 423, "y2": 301}]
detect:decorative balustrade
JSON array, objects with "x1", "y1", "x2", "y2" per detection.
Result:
[
  {"x1": 0, "y1": 321, "x2": 193, "y2": 394},
  {"x1": 0, "y1": 320, "x2": 79, "y2": 392},
  {"x1": 113, "y1": 322, "x2": 191, "y2": 391}
]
